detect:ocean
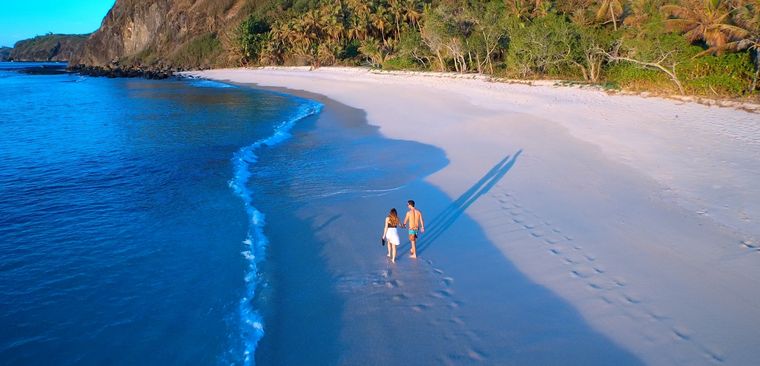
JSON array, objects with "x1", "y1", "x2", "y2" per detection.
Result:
[{"x1": 0, "y1": 62, "x2": 321, "y2": 365}]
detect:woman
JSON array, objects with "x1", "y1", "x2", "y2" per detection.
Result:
[{"x1": 382, "y1": 208, "x2": 401, "y2": 263}]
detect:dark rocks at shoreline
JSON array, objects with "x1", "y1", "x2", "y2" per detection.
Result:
[
  {"x1": 70, "y1": 65, "x2": 174, "y2": 79},
  {"x1": 17, "y1": 63, "x2": 71, "y2": 75}
]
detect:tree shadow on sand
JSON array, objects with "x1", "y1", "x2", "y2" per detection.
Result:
[{"x1": 416, "y1": 150, "x2": 522, "y2": 255}]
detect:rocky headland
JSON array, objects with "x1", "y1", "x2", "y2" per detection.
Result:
[
  {"x1": 69, "y1": 0, "x2": 253, "y2": 77},
  {"x1": 8, "y1": 34, "x2": 87, "y2": 62},
  {"x1": 0, "y1": 47, "x2": 11, "y2": 61}
]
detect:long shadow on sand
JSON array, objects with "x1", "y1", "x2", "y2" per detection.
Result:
[{"x1": 417, "y1": 151, "x2": 522, "y2": 255}]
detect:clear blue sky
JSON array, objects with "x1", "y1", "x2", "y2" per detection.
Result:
[{"x1": 1, "y1": 0, "x2": 116, "y2": 47}]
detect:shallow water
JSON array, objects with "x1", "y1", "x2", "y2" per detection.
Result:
[{"x1": 0, "y1": 64, "x2": 317, "y2": 365}]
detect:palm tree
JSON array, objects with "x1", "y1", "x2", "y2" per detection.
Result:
[
  {"x1": 347, "y1": 0, "x2": 372, "y2": 40},
  {"x1": 388, "y1": 0, "x2": 405, "y2": 40},
  {"x1": 595, "y1": 0, "x2": 624, "y2": 30},
  {"x1": 371, "y1": 6, "x2": 390, "y2": 43},
  {"x1": 403, "y1": 0, "x2": 422, "y2": 32},
  {"x1": 662, "y1": 0, "x2": 749, "y2": 55},
  {"x1": 732, "y1": 0, "x2": 760, "y2": 90}
]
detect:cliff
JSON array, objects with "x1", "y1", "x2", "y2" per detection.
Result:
[
  {"x1": 9, "y1": 34, "x2": 88, "y2": 62},
  {"x1": 0, "y1": 47, "x2": 11, "y2": 61},
  {"x1": 71, "y1": 0, "x2": 256, "y2": 70}
]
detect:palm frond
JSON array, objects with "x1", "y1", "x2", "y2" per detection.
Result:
[{"x1": 661, "y1": 4, "x2": 693, "y2": 18}]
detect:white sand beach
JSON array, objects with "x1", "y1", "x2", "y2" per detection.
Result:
[{"x1": 185, "y1": 67, "x2": 760, "y2": 365}]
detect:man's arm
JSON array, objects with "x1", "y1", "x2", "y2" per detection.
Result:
[
  {"x1": 419, "y1": 212, "x2": 425, "y2": 233},
  {"x1": 403, "y1": 212, "x2": 409, "y2": 228}
]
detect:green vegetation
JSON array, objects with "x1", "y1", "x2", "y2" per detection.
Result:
[
  {"x1": 225, "y1": 0, "x2": 759, "y2": 99},
  {"x1": 171, "y1": 33, "x2": 224, "y2": 68},
  {"x1": 10, "y1": 33, "x2": 88, "y2": 62}
]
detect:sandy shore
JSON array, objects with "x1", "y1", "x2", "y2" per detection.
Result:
[{"x1": 185, "y1": 67, "x2": 760, "y2": 365}]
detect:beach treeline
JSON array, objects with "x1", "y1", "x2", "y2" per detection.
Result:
[{"x1": 228, "y1": 0, "x2": 759, "y2": 98}]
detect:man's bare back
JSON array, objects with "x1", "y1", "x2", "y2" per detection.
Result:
[{"x1": 403, "y1": 200, "x2": 424, "y2": 258}]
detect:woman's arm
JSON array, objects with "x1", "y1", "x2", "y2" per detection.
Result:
[{"x1": 383, "y1": 217, "x2": 389, "y2": 239}]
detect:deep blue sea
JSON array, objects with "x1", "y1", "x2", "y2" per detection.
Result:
[{"x1": 0, "y1": 62, "x2": 321, "y2": 365}]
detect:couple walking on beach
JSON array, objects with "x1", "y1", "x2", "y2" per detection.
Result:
[{"x1": 382, "y1": 200, "x2": 425, "y2": 263}]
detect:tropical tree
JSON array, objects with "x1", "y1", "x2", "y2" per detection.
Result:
[
  {"x1": 732, "y1": 0, "x2": 760, "y2": 89},
  {"x1": 403, "y1": 0, "x2": 423, "y2": 32},
  {"x1": 662, "y1": 0, "x2": 749, "y2": 55},
  {"x1": 596, "y1": 0, "x2": 624, "y2": 30}
]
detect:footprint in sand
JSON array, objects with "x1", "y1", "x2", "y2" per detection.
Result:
[
  {"x1": 450, "y1": 316, "x2": 465, "y2": 325},
  {"x1": 703, "y1": 347, "x2": 725, "y2": 363},
  {"x1": 570, "y1": 266, "x2": 597, "y2": 279},
  {"x1": 549, "y1": 248, "x2": 562, "y2": 255},
  {"x1": 412, "y1": 304, "x2": 429, "y2": 312},
  {"x1": 392, "y1": 294, "x2": 409, "y2": 302},
  {"x1": 563, "y1": 257, "x2": 579, "y2": 265},
  {"x1": 448, "y1": 300, "x2": 462, "y2": 309},
  {"x1": 442, "y1": 277, "x2": 454, "y2": 286},
  {"x1": 564, "y1": 253, "x2": 585, "y2": 264},
  {"x1": 740, "y1": 239, "x2": 756, "y2": 249},
  {"x1": 387, "y1": 279, "x2": 403, "y2": 288},
  {"x1": 588, "y1": 279, "x2": 616, "y2": 291},
  {"x1": 466, "y1": 348, "x2": 486, "y2": 362},
  {"x1": 647, "y1": 308, "x2": 668, "y2": 320},
  {"x1": 672, "y1": 326, "x2": 692, "y2": 341},
  {"x1": 623, "y1": 292, "x2": 642, "y2": 304},
  {"x1": 432, "y1": 289, "x2": 454, "y2": 299}
]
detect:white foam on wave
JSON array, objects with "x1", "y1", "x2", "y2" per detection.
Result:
[
  {"x1": 228, "y1": 95, "x2": 323, "y2": 366},
  {"x1": 190, "y1": 79, "x2": 236, "y2": 88}
]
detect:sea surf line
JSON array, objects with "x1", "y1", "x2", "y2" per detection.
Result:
[{"x1": 224, "y1": 83, "x2": 323, "y2": 365}]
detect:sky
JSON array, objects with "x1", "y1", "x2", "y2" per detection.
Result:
[{"x1": 0, "y1": 0, "x2": 116, "y2": 47}]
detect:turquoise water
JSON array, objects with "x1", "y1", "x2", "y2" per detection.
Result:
[{"x1": 0, "y1": 63, "x2": 320, "y2": 365}]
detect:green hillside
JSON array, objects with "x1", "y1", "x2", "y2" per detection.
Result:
[{"x1": 10, "y1": 34, "x2": 88, "y2": 62}]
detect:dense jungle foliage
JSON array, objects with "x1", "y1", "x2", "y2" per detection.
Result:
[{"x1": 226, "y1": 0, "x2": 760, "y2": 98}]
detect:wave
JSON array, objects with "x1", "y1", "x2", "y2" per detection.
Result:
[
  {"x1": 228, "y1": 95, "x2": 323, "y2": 365},
  {"x1": 189, "y1": 79, "x2": 236, "y2": 88}
]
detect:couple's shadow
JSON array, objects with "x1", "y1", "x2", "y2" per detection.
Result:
[{"x1": 414, "y1": 151, "x2": 522, "y2": 255}]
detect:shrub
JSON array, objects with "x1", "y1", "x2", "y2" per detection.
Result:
[
  {"x1": 382, "y1": 57, "x2": 421, "y2": 70},
  {"x1": 680, "y1": 53, "x2": 756, "y2": 96},
  {"x1": 505, "y1": 13, "x2": 582, "y2": 78},
  {"x1": 605, "y1": 62, "x2": 676, "y2": 92},
  {"x1": 236, "y1": 15, "x2": 271, "y2": 65},
  {"x1": 172, "y1": 33, "x2": 223, "y2": 68}
]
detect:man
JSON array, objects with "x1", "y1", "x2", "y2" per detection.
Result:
[{"x1": 403, "y1": 200, "x2": 425, "y2": 258}]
